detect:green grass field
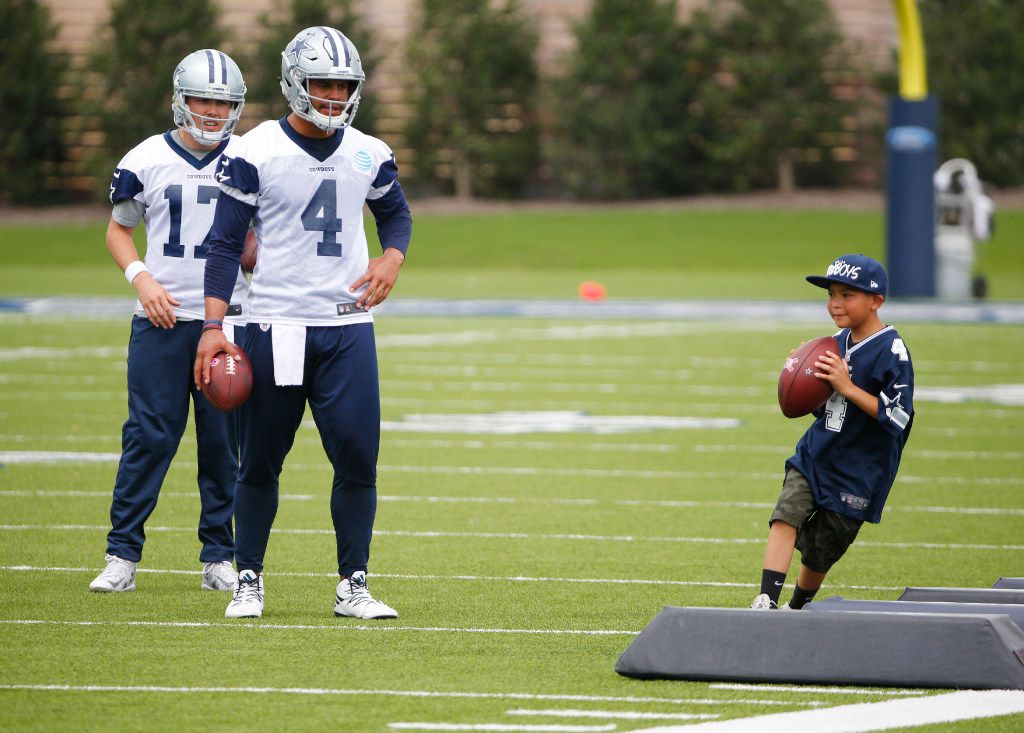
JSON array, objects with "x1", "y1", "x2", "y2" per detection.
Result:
[
  {"x1": 1, "y1": 207, "x2": 1023, "y2": 730},
  {"x1": 2, "y1": 206, "x2": 1023, "y2": 300}
]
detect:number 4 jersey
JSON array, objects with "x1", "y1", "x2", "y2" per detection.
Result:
[
  {"x1": 211, "y1": 119, "x2": 411, "y2": 326},
  {"x1": 109, "y1": 132, "x2": 249, "y2": 321},
  {"x1": 786, "y1": 325, "x2": 915, "y2": 523}
]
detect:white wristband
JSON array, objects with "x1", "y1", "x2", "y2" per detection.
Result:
[{"x1": 124, "y1": 260, "x2": 148, "y2": 285}]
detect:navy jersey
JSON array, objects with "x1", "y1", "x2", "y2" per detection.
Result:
[{"x1": 786, "y1": 325, "x2": 914, "y2": 523}]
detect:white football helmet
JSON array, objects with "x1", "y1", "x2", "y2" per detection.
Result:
[
  {"x1": 280, "y1": 26, "x2": 364, "y2": 130},
  {"x1": 172, "y1": 49, "x2": 246, "y2": 144}
]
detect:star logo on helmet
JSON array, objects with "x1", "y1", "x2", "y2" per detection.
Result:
[{"x1": 289, "y1": 35, "x2": 317, "y2": 60}]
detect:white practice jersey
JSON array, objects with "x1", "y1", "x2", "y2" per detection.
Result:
[
  {"x1": 110, "y1": 132, "x2": 249, "y2": 321},
  {"x1": 216, "y1": 120, "x2": 399, "y2": 326}
]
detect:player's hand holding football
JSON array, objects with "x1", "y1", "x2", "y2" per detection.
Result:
[
  {"x1": 350, "y1": 247, "x2": 404, "y2": 309},
  {"x1": 194, "y1": 328, "x2": 242, "y2": 388},
  {"x1": 814, "y1": 351, "x2": 852, "y2": 395},
  {"x1": 134, "y1": 272, "x2": 181, "y2": 329}
]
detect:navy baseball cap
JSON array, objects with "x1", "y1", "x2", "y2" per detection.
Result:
[{"x1": 806, "y1": 254, "x2": 888, "y2": 297}]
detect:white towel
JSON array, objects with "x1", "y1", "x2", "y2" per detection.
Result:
[
  {"x1": 223, "y1": 323, "x2": 235, "y2": 343},
  {"x1": 272, "y1": 324, "x2": 306, "y2": 386}
]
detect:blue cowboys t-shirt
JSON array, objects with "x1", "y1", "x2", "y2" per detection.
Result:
[{"x1": 786, "y1": 325, "x2": 914, "y2": 523}]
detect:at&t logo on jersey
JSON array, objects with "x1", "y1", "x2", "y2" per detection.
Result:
[
  {"x1": 354, "y1": 151, "x2": 372, "y2": 172},
  {"x1": 826, "y1": 259, "x2": 861, "y2": 282}
]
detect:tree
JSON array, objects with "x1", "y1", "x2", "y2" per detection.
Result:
[
  {"x1": 82, "y1": 0, "x2": 225, "y2": 199},
  {"x1": 246, "y1": 0, "x2": 380, "y2": 136},
  {"x1": 919, "y1": 0, "x2": 1024, "y2": 187},
  {"x1": 405, "y1": 0, "x2": 540, "y2": 199},
  {"x1": 693, "y1": 0, "x2": 856, "y2": 192},
  {"x1": 0, "y1": 0, "x2": 69, "y2": 205},
  {"x1": 547, "y1": 0, "x2": 714, "y2": 200}
]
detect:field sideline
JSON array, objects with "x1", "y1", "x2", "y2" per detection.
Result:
[{"x1": 2, "y1": 207, "x2": 1023, "y2": 730}]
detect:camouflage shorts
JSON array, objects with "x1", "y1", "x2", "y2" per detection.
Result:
[{"x1": 771, "y1": 467, "x2": 863, "y2": 573}]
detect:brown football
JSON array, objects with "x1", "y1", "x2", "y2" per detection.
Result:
[
  {"x1": 241, "y1": 227, "x2": 258, "y2": 273},
  {"x1": 778, "y1": 336, "x2": 839, "y2": 418},
  {"x1": 204, "y1": 348, "x2": 253, "y2": 412}
]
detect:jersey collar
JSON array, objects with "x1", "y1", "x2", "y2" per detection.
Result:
[
  {"x1": 162, "y1": 131, "x2": 228, "y2": 169},
  {"x1": 845, "y1": 324, "x2": 893, "y2": 356},
  {"x1": 278, "y1": 117, "x2": 345, "y2": 162}
]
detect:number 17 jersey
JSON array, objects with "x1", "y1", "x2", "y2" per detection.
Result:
[
  {"x1": 216, "y1": 119, "x2": 400, "y2": 326},
  {"x1": 110, "y1": 132, "x2": 249, "y2": 321}
]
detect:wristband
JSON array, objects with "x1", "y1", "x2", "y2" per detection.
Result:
[
  {"x1": 202, "y1": 320, "x2": 224, "y2": 332},
  {"x1": 124, "y1": 260, "x2": 148, "y2": 284}
]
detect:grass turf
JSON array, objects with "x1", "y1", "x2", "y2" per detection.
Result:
[
  {"x1": 1, "y1": 311, "x2": 1023, "y2": 731},
  {"x1": 1, "y1": 206, "x2": 1022, "y2": 299},
  {"x1": 1, "y1": 205, "x2": 1023, "y2": 729}
]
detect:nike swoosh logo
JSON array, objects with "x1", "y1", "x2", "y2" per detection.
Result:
[
  {"x1": 773, "y1": 581, "x2": 784, "y2": 586},
  {"x1": 894, "y1": 384, "x2": 908, "y2": 389}
]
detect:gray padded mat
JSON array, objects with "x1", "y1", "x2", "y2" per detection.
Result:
[
  {"x1": 615, "y1": 606, "x2": 1024, "y2": 689},
  {"x1": 805, "y1": 597, "x2": 1024, "y2": 628},
  {"x1": 899, "y1": 586, "x2": 1024, "y2": 604},
  {"x1": 994, "y1": 578, "x2": 1024, "y2": 590}
]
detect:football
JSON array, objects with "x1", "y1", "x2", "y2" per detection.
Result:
[
  {"x1": 777, "y1": 336, "x2": 839, "y2": 418},
  {"x1": 241, "y1": 227, "x2": 258, "y2": 273},
  {"x1": 204, "y1": 348, "x2": 253, "y2": 412}
]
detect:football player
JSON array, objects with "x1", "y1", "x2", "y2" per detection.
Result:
[
  {"x1": 194, "y1": 27, "x2": 412, "y2": 619},
  {"x1": 90, "y1": 50, "x2": 249, "y2": 594},
  {"x1": 752, "y1": 254, "x2": 914, "y2": 610}
]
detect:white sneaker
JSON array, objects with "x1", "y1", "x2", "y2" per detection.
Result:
[
  {"x1": 334, "y1": 571, "x2": 398, "y2": 619},
  {"x1": 89, "y1": 554, "x2": 136, "y2": 592},
  {"x1": 750, "y1": 593, "x2": 779, "y2": 610},
  {"x1": 202, "y1": 561, "x2": 237, "y2": 591},
  {"x1": 225, "y1": 569, "x2": 264, "y2": 618}
]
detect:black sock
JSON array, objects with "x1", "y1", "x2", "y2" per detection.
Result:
[
  {"x1": 789, "y1": 584, "x2": 819, "y2": 609},
  {"x1": 760, "y1": 569, "x2": 787, "y2": 604}
]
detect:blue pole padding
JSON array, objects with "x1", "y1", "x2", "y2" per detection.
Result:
[{"x1": 885, "y1": 95, "x2": 939, "y2": 298}]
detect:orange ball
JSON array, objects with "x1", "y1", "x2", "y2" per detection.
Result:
[{"x1": 578, "y1": 281, "x2": 607, "y2": 301}]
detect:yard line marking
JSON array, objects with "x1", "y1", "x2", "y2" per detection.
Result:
[
  {"x1": 507, "y1": 709, "x2": 718, "y2": 720},
  {"x1": 2, "y1": 489, "x2": 1021, "y2": 518},
  {"x1": 0, "y1": 345, "x2": 123, "y2": 362},
  {"x1": 709, "y1": 684, "x2": 924, "y2": 697},
  {"x1": 385, "y1": 438, "x2": 678, "y2": 453},
  {"x1": 0, "y1": 683, "x2": 821, "y2": 707},
  {"x1": 2, "y1": 525, "x2": 1021, "y2": 551},
  {"x1": 0, "y1": 567, "x2": 904, "y2": 592},
  {"x1": 692, "y1": 444, "x2": 1024, "y2": 460},
  {"x1": 387, "y1": 724, "x2": 615, "y2": 732},
  {"x1": 630, "y1": 690, "x2": 1024, "y2": 733},
  {"x1": 0, "y1": 451, "x2": 121, "y2": 464},
  {"x1": 1, "y1": 619, "x2": 636, "y2": 636},
  {"x1": 379, "y1": 412, "x2": 741, "y2": 434},
  {"x1": 377, "y1": 467, "x2": 1022, "y2": 487},
  {"x1": 3, "y1": 452, "x2": 1021, "y2": 490}
]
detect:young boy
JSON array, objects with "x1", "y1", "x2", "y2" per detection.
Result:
[{"x1": 752, "y1": 254, "x2": 914, "y2": 610}]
